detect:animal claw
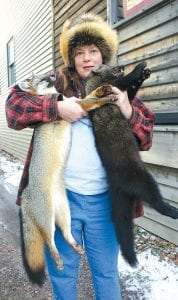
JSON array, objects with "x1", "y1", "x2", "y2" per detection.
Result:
[
  {"x1": 56, "y1": 258, "x2": 64, "y2": 270},
  {"x1": 71, "y1": 243, "x2": 85, "y2": 254},
  {"x1": 142, "y1": 67, "x2": 151, "y2": 80}
]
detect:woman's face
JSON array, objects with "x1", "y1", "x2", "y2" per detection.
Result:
[{"x1": 74, "y1": 44, "x2": 103, "y2": 79}]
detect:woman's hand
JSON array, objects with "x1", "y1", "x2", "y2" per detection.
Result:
[
  {"x1": 111, "y1": 87, "x2": 133, "y2": 120},
  {"x1": 57, "y1": 97, "x2": 87, "y2": 122}
]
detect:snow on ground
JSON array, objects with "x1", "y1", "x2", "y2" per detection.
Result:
[
  {"x1": 119, "y1": 251, "x2": 178, "y2": 300},
  {"x1": 0, "y1": 151, "x2": 23, "y2": 190},
  {"x1": 0, "y1": 150, "x2": 177, "y2": 300},
  {"x1": 0, "y1": 152, "x2": 23, "y2": 187}
]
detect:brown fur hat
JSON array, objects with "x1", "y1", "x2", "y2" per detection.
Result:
[{"x1": 60, "y1": 13, "x2": 118, "y2": 67}]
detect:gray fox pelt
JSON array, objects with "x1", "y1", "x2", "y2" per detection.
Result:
[
  {"x1": 19, "y1": 72, "x2": 116, "y2": 285},
  {"x1": 86, "y1": 61, "x2": 178, "y2": 267}
]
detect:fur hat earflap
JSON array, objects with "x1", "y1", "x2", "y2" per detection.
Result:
[{"x1": 60, "y1": 13, "x2": 118, "y2": 67}]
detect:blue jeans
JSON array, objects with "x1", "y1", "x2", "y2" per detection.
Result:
[{"x1": 45, "y1": 190, "x2": 121, "y2": 300}]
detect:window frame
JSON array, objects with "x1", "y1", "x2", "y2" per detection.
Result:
[
  {"x1": 154, "y1": 112, "x2": 178, "y2": 125},
  {"x1": 7, "y1": 37, "x2": 15, "y2": 87}
]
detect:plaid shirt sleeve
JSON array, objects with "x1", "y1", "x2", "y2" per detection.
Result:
[
  {"x1": 129, "y1": 96, "x2": 155, "y2": 151},
  {"x1": 5, "y1": 73, "x2": 64, "y2": 130},
  {"x1": 128, "y1": 96, "x2": 155, "y2": 218}
]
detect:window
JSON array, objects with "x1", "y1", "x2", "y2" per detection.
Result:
[
  {"x1": 123, "y1": 0, "x2": 156, "y2": 18},
  {"x1": 107, "y1": 0, "x2": 124, "y2": 25},
  {"x1": 7, "y1": 37, "x2": 15, "y2": 86},
  {"x1": 107, "y1": 0, "x2": 157, "y2": 25}
]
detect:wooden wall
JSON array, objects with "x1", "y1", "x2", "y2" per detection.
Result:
[
  {"x1": 113, "y1": 0, "x2": 178, "y2": 244},
  {"x1": 115, "y1": 0, "x2": 178, "y2": 115}
]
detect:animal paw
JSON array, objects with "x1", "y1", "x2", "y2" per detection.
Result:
[
  {"x1": 153, "y1": 201, "x2": 178, "y2": 219},
  {"x1": 169, "y1": 207, "x2": 178, "y2": 219},
  {"x1": 95, "y1": 85, "x2": 112, "y2": 97},
  {"x1": 56, "y1": 257, "x2": 64, "y2": 270},
  {"x1": 109, "y1": 94, "x2": 118, "y2": 102},
  {"x1": 132, "y1": 61, "x2": 151, "y2": 83},
  {"x1": 143, "y1": 68, "x2": 151, "y2": 79},
  {"x1": 71, "y1": 242, "x2": 85, "y2": 254},
  {"x1": 134, "y1": 61, "x2": 146, "y2": 76}
]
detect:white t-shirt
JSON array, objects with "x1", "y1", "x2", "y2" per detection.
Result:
[{"x1": 64, "y1": 117, "x2": 108, "y2": 194}]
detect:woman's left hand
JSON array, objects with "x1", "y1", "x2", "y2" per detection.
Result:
[{"x1": 111, "y1": 87, "x2": 133, "y2": 120}]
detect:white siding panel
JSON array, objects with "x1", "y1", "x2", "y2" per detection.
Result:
[
  {"x1": 1, "y1": 128, "x2": 32, "y2": 163},
  {"x1": 0, "y1": 0, "x2": 53, "y2": 162}
]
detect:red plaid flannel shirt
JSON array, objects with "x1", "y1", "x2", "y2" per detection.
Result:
[{"x1": 5, "y1": 72, "x2": 155, "y2": 218}]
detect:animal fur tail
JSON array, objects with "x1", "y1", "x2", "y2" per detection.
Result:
[
  {"x1": 111, "y1": 190, "x2": 138, "y2": 267},
  {"x1": 19, "y1": 209, "x2": 46, "y2": 285}
]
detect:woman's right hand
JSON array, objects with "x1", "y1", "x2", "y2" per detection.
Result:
[{"x1": 57, "y1": 97, "x2": 87, "y2": 122}]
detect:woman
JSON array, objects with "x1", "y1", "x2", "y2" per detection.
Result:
[{"x1": 6, "y1": 13, "x2": 154, "y2": 300}]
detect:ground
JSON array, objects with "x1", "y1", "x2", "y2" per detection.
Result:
[{"x1": 0, "y1": 149, "x2": 177, "y2": 299}]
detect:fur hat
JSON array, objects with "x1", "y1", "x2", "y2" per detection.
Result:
[{"x1": 60, "y1": 13, "x2": 118, "y2": 67}]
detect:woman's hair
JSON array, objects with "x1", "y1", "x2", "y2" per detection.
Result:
[{"x1": 61, "y1": 67, "x2": 86, "y2": 98}]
